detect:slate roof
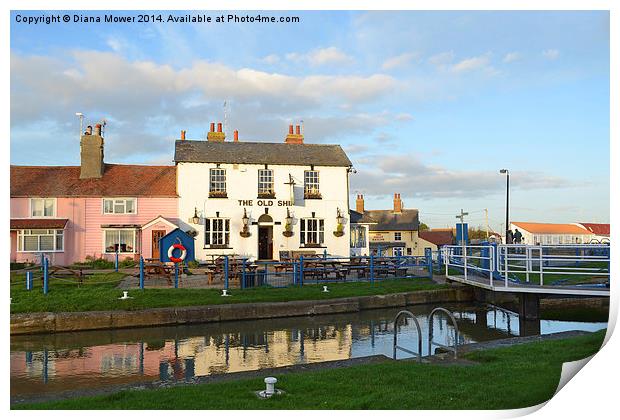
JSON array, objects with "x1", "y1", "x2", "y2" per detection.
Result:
[
  {"x1": 10, "y1": 218, "x2": 69, "y2": 230},
  {"x1": 349, "y1": 210, "x2": 377, "y2": 224},
  {"x1": 419, "y1": 230, "x2": 455, "y2": 246},
  {"x1": 174, "y1": 140, "x2": 352, "y2": 167},
  {"x1": 365, "y1": 209, "x2": 419, "y2": 232},
  {"x1": 10, "y1": 164, "x2": 177, "y2": 197}
]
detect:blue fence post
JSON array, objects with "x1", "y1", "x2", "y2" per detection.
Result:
[
  {"x1": 293, "y1": 260, "x2": 297, "y2": 285},
  {"x1": 43, "y1": 257, "x2": 49, "y2": 295},
  {"x1": 224, "y1": 256, "x2": 229, "y2": 290},
  {"x1": 425, "y1": 248, "x2": 433, "y2": 280},
  {"x1": 174, "y1": 263, "x2": 179, "y2": 289},
  {"x1": 115, "y1": 250, "x2": 119, "y2": 272},
  {"x1": 241, "y1": 258, "x2": 246, "y2": 289},
  {"x1": 299, "y1": 256, "x2": 304, "y2": 287},
  {"x1": 370, "y1": 254, "x2": 375, "y2": 285},
  {"x1": 139, "y1": 256, "x2": 144, "y2": 290},
  {"x1": 26, "y1": 272, "x2": 33, "y2": 290}
]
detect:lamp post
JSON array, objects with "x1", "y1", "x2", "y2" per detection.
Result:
[{"x1": 499, "y1": 169, "x2": 510, "y2": 244}]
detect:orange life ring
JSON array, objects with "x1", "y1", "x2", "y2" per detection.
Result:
[{"x1": 168, "y1": 243, "x2": 187, "y2": 263}]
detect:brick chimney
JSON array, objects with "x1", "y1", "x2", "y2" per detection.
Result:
[
  {"x1": 356, "y1": 194, "x2": 365, "y2": 213},
  {"x1": 207, "y1": 121, "x2": 226, "y2": 142},
  {"x1": 393, "y1": 193, "x2": 403, "y2": 214},
  {"x1": 285, "y1": 124, "x2": 304, "y2": 144},
  {"x1": 80, "y1": 123, "x2": 104, "y2": 179}
]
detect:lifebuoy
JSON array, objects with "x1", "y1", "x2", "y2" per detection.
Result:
[{"x1": 168, "y1": 243, "x2": 187, "y2": 263}]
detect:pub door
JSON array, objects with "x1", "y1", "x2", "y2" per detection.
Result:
[
  {"x1": 258, "y1": 226, "x2": 273, "y2": 260},
  {"x1": 152, "y1": 230, "x2": 166, "y2": 259}
]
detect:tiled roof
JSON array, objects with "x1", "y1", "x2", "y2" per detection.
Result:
[
  {"x1": 366, "y1": 209, "x2": 419, "y2": 232},
  {"x1": 10, "y1": 164, "x2": 177, "y2": 197},
  {"x1": 349, "y1": 210, "x2": 377, "y2": 224},
  {"x1": 11, "y1": 218, "x2": 68, "y2": 229},
  {"x1": 174, "y1": 140, "x2": 352, "y2": 167},
  {"x1": 578, "y1": 223, "x2": 610, "y2": 236},
  {"x1": 419, "y1": 230, "x2": 455, "y2": 246},
  {"x1": 511, "y1": 222, "x2": 590, "y2": 235}
]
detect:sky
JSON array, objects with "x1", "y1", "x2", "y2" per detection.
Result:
[{"x1": 10, "y1": 10, "x2": 610, "y2": 230}]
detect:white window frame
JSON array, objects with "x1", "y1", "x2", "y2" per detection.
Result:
[
  {"x1": 102, "y1": 198, "x2": 137, "y2": 215},
  {"x1": 393, "y1": 247, "x2": 404, "y2": 257},
  {"x1": 394, "y1": 232, "x2": 402, "y2": 241},
  {"x1": 205, "y1": 218, "x2": 230, "y2": 246},
  {"x1": 300, "y1": 218, "x2": 324, "y2": 246},
  {"x1": 17, "y1": 229, "x2": 64, "y2": 252},
  {"x1": 103, "y1": 229, "x2": 137, "y2": 254},
  {"x1": 29, "y1": 198, "x2": 56, "y2": 218},
  {"x1": 350, "y1": 225, "x2": 367, "y2": 248},
  {"x1": 209, "y1": 168, "x2": 227, "y2": 193},
  {"x1": 258, "y1": 169, "x2": 274, "y2": 195},
  {"x1": 304, "y1": 170, "x2": 320, "y2": 195}
]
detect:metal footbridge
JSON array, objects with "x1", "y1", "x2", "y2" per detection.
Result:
[{"x1": 442, "y1": 244, "x2": 610, "y2": 298}]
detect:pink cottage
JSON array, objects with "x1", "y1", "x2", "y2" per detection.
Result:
[{"x1": 10, "y1": 124, "x2": 179, "y2": 265}]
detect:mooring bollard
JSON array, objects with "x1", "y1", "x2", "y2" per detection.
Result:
[
  {"x1": 26, "y1": 271, "x2": 33, "y2": 291},
  {"x1": 139, "y1": 256, "x2": 144, "y2": 290},
  {"x1": 43, "y1": 257, "x2": 49, "y2": 295}
]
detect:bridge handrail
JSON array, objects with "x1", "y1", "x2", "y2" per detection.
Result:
[{"x1": 392, "y1": 310, "x2": 422, "y2": 361}]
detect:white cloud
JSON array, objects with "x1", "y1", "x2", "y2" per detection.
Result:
[
  {"x1": 428, "y1": 51, "x2": 455, "y2": 68},
  {"x1": 542, "y1": 49, "x2": 560, "y2": 60},
  {"x1": 451, "y1": 54, "x2": 491, "y2": 73},
  {"x1": 381, "y1": 52, "x2": 418, "y2": 70},
  {"x1": 395, "y1": 113, "x2": 413, "y2": 122},
  {"x1": 503, "y1": 52, "x2": 521, "y2": 63},
  {"x1": 287, "y1": 47, "x2": 354, "y2": 66},
  {"x1": 351, "y1": 154, "x2": 572, "y2": 199},
  {"x1": 261, "y1": 54, "x2": 280, "y2": 65}
]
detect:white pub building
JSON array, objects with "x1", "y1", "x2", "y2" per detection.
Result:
[{"x1": 175, "y1": 123, "x2": 353, "y2": 261}]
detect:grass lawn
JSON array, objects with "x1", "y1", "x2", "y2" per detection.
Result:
[
  {"x1": 10, "y1": 272, "x2": 447, "y2": 314},
  {"x1": 13, "y1": 329, "x2": 606, "y2": 410}
]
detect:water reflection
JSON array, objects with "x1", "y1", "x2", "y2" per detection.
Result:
[{"x1": 11, "y1": 303, "x2": 606, "y2": 398}]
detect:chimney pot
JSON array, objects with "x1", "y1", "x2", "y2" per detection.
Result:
[
  {"x1": 210, "y1": 122, "x2": 215, "y2": 132},
  {"x1": 295, "y1": 125, "x2": 300, "y2": 135},
  {"x1": 85, "y1": 125, "x2": 92, "y2": 135},
  {"x1": 217, "y1": 122, "x2": 223, "y2": 133},
  {"x1": 234, "y1": 130, "x2": 239, "y2": 142},
  {"x1": 289, "y1": 124, "x2": 294, "y2": 135},
  {"x1": 180, "y1": 130, "x2": 186, "y2": 140}
]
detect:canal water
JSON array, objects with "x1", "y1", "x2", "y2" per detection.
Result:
[{"x1": 11, "y1": 303, "x2": 607, "y2": 398}]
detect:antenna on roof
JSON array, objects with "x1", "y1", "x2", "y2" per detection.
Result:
[
  {"x1": 223, "y1": 100, "x2": 229, "y2": 139},
  {"x1": 75, "y1": 112, "x2": 84, "y2": 138},
  {"x1": 101, "y1": 119, "x2": 107, "y2": 137}
]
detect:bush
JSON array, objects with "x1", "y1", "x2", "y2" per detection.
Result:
[
  {"x1": 119, "y1": 257, "x2": 137, "y2": 268},
  {"x1": 10, "y1": 262, "x2": 34, "y2": 270},
  {"x1": 187, "y1": 260, "x2": 200, "y2": 269}
]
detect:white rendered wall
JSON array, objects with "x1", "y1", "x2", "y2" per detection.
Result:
[{"x1": 177, "y1": 162, "x2": 351, "y2": 261}]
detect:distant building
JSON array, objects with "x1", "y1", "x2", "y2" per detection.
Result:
[
  {"x1": 354, "y1": 193, "x2": 423, "y2": 257},
  {"x1": 575, "y1": 223, "x2": 610, "y2": 243},
  {"x1": 349, "y1": 206, "x2": 377, "y2": 256},
  {"x1": 418, "y1": 229, "x2": 455, "y2": 251},
  {"x1": 510, "y1": 222, "x2": 592, "y2": 245}
]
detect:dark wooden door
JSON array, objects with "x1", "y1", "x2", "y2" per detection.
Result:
[
  {"x1": 152, "y1": 230, "x2": 166, "y2": 259},
  {"x1": 258, "y1": 227, "x2": 272, "y2": 260}
]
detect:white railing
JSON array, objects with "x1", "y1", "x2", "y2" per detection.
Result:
[
  {"x1": 444, "y1": 243, "x2": 610, "y2": 289},
  {"x1": 497, "y1": 244, "x2": 610, "y2": 287},
  {"x1": 444, "y1": 245, "x2": 495, "y2": 285}
]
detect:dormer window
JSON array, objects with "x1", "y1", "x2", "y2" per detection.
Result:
[{"x1": 30, "y1": 198, "x2": 56, "y2": 217}]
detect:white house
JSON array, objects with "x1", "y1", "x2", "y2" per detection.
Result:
[
  {"x1": 510, "y1": 222, "x2": 592, "y2": 245},
  {"x1": 175, "y1": 123, "x2": 353, "y2": 261}
]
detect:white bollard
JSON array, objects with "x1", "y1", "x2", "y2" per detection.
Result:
[
  {"x1": 118, "y1": 291, "x2": 133, "y2": 300},
  {"x1": 322, "y1": 285, "x2": 329, "y2": 293},
  {"x1": 264, "y1": 377, "x2": 277, "y2": 396},
  {"x1": 221, "y1": 289, "x2": 229, "y2": 297}
]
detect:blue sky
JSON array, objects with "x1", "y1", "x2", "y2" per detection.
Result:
[{"x1": 10, "y1": 10, "x2": 610, "y2": 230}]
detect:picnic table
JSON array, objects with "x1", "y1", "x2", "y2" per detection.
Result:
[{"x1": 143, "y1": 260, "x2": 174, "y2": 285}]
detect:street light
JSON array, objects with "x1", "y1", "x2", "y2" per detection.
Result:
[
  {"x1": 499, "y1": 169, "x2": 510, "y2": 244},
  {"x1": 191, "y1": 207, "x2": 200, "y2": 224}
]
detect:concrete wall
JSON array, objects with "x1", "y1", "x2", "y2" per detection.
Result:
[{"x1": 177, "y1": 162, "x2": 350, "y2": 261}]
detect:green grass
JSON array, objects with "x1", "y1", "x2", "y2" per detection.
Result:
[
  {"x1": 10, "y1": 272, "x2": 446, "y2": 314},
  {"x1": 13, "y1": 329, "x2": 606, "y2": 410}
]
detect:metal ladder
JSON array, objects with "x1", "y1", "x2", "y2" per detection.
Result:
[{"x1": 392, "y1": 307, "x2": 460, "y2": 360}]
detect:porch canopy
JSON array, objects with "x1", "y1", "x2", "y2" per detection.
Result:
[{"x1": 10, "y1": 218, "x2": 68, "y2": 230}]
